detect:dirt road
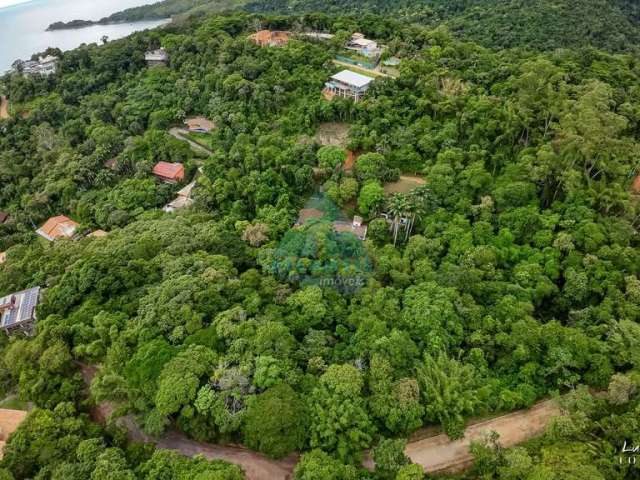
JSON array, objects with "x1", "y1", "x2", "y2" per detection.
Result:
[
  {"x1": 168, "y1": 127, "x2": 213, "y2": 156},
  {"x1": 78, "y1": 362, "x2": 561, "y2": 479},
  {"x1": 405, "y1": 399, "x2": 561, "y2": 473},
  {"x1": 158, "y1": 431, "x2": 297, "y2": 480},
  {"x1": 0, "y1": 96, "x2": 9, "y2": 119}
]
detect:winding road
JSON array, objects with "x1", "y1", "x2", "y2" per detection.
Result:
[
  {"x1": 0, "y1": 96, "x2": 9, "y2": 119},
  {"x1": 79, "y1": 365, "x2": 562, "y2": 480}
]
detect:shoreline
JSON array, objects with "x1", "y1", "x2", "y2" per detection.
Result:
[{"x1": 46, "y1": 17, "x2": 170, "y2": 31}]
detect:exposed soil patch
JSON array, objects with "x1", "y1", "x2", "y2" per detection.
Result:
[
  {"x1": 0, "y1": 96, "x2": 9, "y2": 119},
  {"x1": 404, "y1": 399, "x2": 561, "y2": 474},
  {"x1": 384, "y1": 175, "x2": 426, "y2": 195},
  {"x1": 313, "y1": 122, "x2": 350, "y2": 147}
]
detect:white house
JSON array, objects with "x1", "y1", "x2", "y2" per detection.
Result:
[
  {"x1": 12, "y1": 55, "x2": 58, "y2": 76},
  {"x1": 324, "y1": 70, "x2": 375, "y2": 102},
  {"x1": 346, "y1": 33, "x2": 381, "y2": 58}
]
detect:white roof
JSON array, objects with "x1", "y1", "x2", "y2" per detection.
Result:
[
  {"x1": 145, "y1": 49, "x2": 168, "y2": 61},
  {"x1": 331, "y1": 70, "x2": 375, "y2": 88},
  {"x1": 351, "y1": 38, "x2": 376, "y2": 47},
  {"x1": 39, "y1": 55, "x2": 58, "y2": 64}
]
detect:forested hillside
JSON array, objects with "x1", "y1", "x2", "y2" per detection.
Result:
[
  {"x1": 50, "y1": 0, "x2": 640, "y2": 52},
  {"x1": 1, "y1": 5, "x2": 640, "y2": 480},
  {"x1": 247, "y1": 0, "x2": 640, "y2": 52}
]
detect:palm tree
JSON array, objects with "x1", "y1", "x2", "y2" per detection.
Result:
[
  {"x1": 386, "y1": 193, "x2": 409, "y2": 246},
  {"x1": 405, "y1": 185, "x2": 432, "y2": 239}
]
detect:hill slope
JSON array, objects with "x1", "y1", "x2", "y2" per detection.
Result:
[{"x1": 246, "y1": 0, "x2": 640, "y2": 52}]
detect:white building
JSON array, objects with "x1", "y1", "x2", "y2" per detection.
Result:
[
  {"x1": 346, "y1": 33, "x2": 381, "y2": 58},
  {"x1": 0, "y1": 286, "x2": 41, "y2": 336},
  {"x1": 12, "y1": 55, "x2": 58, "y2": 76},
  {"x1": 145, "y1": 48, "x2": 169, "y2": 67},
  {"x1": 324, "y1": 70, "x2": 375, "y2": 102}
]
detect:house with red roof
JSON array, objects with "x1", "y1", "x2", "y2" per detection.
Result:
[
  {"x1": 36, "y1": 215, "x2": 79, "y2": 241},
  {"x1": 153, "y1": 162, "x2": 185, "y2": 184}
]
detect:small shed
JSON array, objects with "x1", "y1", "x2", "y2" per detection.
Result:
[
  {"x1": 145, "y1": 48, "x2": 168, "y2": 67},
  {"x1": 164, "y1": 181, "x2": 196, "y2": 212},
  {"x1": 333, "y1": 216, "x2": 368, "y2": 240},
  {"x1": 184, "y1": 117, "x2": 215, "y2": 133},
  {"x1": 88, "y1": 230, "x2": 108, "y2": 238}
]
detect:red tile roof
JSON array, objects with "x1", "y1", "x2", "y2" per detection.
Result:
[
  {"x1": 633, "y1": 175, "x2": 640, "y2": 193},
  {"x1": 153, "y1": 162, "x2": 185, "y2": 182},
  {"x1": 36, "y1": 215, "x2": 79, "y2": 241}
]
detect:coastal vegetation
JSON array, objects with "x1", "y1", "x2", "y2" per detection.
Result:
[
  {"x1": 46, "y1": 0, "x2": 246, "y2": 30},
  {"x1": 2, "y1": 2, "x2": 640, "y2": 479}
]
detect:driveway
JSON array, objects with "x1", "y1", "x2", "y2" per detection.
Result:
[{"x1": 168, "y1": 127, "x2": 213, "y2": 156}]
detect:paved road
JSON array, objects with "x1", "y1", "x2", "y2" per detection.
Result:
[
  {"x1": 79, "y1": 362, "x2": 562, "y2": 479},
  {"x1": 0, "y1": 96, "x2": 9, "y2": 119},
  {"x1": 168, "y1": 127, "x2": 213, "y2": 156}
]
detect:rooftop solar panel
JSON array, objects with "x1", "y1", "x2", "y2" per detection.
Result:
[{"x1": 0, "y1": 287, "x2": 40, "y2": 328}]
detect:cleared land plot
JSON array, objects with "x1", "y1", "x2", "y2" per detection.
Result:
[
  {"x1": 313, "y1": 122, "x2": 351, "y2": 147},
  {"x1": 0, "y1": 96, "x2": 9, "y2": 119},
  {"x1": 0, "y1": 409, "x2": 28, "y2": 459},
  {"x1": 384, "y1": 175, "x2": 426, "y2": 194}
]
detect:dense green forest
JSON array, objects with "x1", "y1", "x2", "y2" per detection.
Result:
[
  {"x1": 246, "y1": 0, "x2": 640, "y2": 53},
  {"x1": 48, "y1": 0, "x2": 640, "y2": 52},
  {"x1": 2, "y1": 3, "x2": 640, "y2": 480}
]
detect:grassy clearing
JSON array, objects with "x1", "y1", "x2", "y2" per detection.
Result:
[
  {"x1": 184, "y1": 131, "x2": 213, "y2": 149},
  {"x1": 383, "y1": 175, "x2": 426, "y2": 195}
]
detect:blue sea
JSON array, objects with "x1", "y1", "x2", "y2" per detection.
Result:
[{"x1": 0, "y1": 0, "x2": 167, "y2": 71}]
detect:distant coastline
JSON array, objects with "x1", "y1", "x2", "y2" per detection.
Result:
[
  {"x1": 47, "y1": 17, "x2": 166, "y2": 31},
  {"x1": 0, "y1": 0, "x2": 169, "y2": 71},
  {"x1": 45, "y1": 0, "x2": 214, "y2": 31}
]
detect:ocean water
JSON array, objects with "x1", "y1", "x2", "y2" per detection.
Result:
[{"x1": 0, "y1": 0, "x2": 167, "y2": 71}]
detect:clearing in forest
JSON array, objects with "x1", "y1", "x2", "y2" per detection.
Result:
[
  {"x1": 0, "y1": 96, "x2": 9, "y2": 119},
  {"x1": 383, "y1": 175, "x2": 426, "y2": 195},
  {"x1": 312, "y1": 122, "x2": 351, "y2": 147}
]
